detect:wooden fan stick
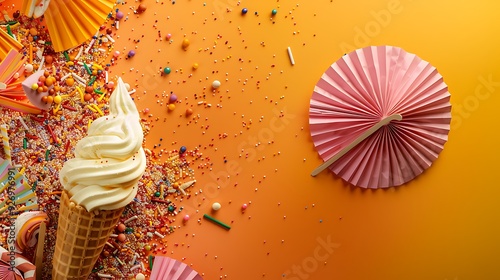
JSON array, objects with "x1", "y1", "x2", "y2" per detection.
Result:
[
  {"x1": 35, "y1": 221, "x2": 47, "y2": 280},
  {"x1": 311, "y1": 114, "x2": 403, "y2": 177}
]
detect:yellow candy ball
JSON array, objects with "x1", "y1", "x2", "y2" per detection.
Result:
[
  {"x1": 168, "y1": 103, "x2": 176, "y2": 111},
  {"x1": 31, "y1": 83, "x2": 39, "y2": 90},
  {"x1": 182, "y1": 38, "x2": 190, "y2": 49},
  {"x1": 53, "y1": 95, "x2": 62, "y2": 104}
]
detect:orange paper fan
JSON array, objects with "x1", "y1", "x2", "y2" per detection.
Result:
[
  {"x1": 0, "y1": 28, "x2": 23, "y2": 62},
  {"x1": 42, "y1": 0, "x2": 115, "y2": 52}
]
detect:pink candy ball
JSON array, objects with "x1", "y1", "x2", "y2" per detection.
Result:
[
  {"x1": 116, "y1": 11, "x2": 124, "y2": 20},
  {"x1": 183, "y1": 215, "x2": 190, "y2": 222},
  {"x1": 107, "y1": 82, "x2": 115, "y2": 89},
  {"x1": 169, "y1": 94, "x2": 177, "y2": 103},
  {"x1": 241, "y1": 204, "x2": 248, "y2": 210}
]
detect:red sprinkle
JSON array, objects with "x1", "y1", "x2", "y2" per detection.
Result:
[
  {"x1": 151, "y1": 198, "x2": 170, "y2": 204},
  {"x1": 62, "y1": 104, "x2": 77, "y2": 111},
  {"x1": 25, "y1": 133, "x2": 39, "y2": 139},
  {"x1": 30, "y1": 116, "x2": 45, "y2": 122},
  {"x1": 46, "y1": 124, "x2": 58, "y2": 143}
]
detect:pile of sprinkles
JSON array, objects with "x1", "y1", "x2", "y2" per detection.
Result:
[{"x1": 0, "y1": 8, "x2": 207, "y2": 280}]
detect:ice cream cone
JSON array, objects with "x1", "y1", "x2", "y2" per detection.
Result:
[{"x1": 52, "y1": 191, "x2": 123, "y2": 279}]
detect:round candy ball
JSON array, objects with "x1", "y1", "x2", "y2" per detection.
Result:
[
  {"x1": 45, "y1": 55, "x2": 53, "y2": 64},
  {"x1": 117, "y1": 223, "x2": 126, "y2": 232},
  {"x1": 137, "y1": 3, "x2": 147, "y2": 13},
  {"x1": 183, "y1": 215, "x2": 190, "y2": 222},
  {"x1": 212, "y1": 202, "x2": 222, "y2": 211},
  {"x1": 25, "y1": 64, "x2": 34, "y2": 73},
  {"x1": 163, "y1": 67, "x2": 171, "y2": 74},
  {"x1": 272, "y1": 9, "x2": 278, "y2": 15},
  {"x1": 135, "y1": 273, "x2": 146, "y2": 280},
  {"x1": 116, "y1": 11, "x2": 124, "y2": 20},
  {"x1": 128, "y1": 50, "x2": 136, "y2": 57},
  {"x1": 169, "y1": 93, "x2": 177, "y2": 103},
  {"x1": 242, "y1": 8, "x2": 248, "y2": 14},
  {"x1": 182, "y1": 38, "x2": 190, "y2": 49},
  {"x1": 179, "y1": 146, "x2": 187, "y2": 154},
  {"x1": 117, "y1": 233, "x2": 126, "y2": 242},
  {"x1": 212, "y1": 80, "x2": 221, "y2": 89}
]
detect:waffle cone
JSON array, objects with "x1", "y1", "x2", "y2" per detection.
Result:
[{"x1": 52, "y1": 191, "x2": 124, "y2": 279}]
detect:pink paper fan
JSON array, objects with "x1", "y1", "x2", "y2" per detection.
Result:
[
  {"x1": 150, "y1": 256, "x2": 203, "y2": 280},
  {"x1": 0, "y1": 246, "x2": 35, "y2": 280},
  {"x1": 309, "y1": 45, "x2": 451, "y2": 188},
  {"x1": 21, "y1": 70, "x2": 51, "y2": 111},
  {"x1": 0, "y1": 262, "x2": 24, "y2": 280}
]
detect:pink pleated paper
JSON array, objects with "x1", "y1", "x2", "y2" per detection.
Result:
[
  {"x1": 309, "y1": 46, "x2": 451, "y2": 188},
  {"x1": 150, "y1": 256, "x2": 203, "y2": 280}
]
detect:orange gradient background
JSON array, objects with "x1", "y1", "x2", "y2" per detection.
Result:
[{"x1": 8, "y1": 0, "x2": 500, "y2": 279}]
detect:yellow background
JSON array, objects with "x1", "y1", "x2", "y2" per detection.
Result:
[
  {"x1": 10, "y1": 0, "x2": 500, "y2": 279},
  {"x1": 112, "y1": 0, "x2": 500, "y2": 279}
]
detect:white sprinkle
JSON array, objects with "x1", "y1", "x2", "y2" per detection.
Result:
[
  {"x1": 287, "y1": 47, "x2": 295, "y2": 65},
  {"x1": 128, "y1": 89, "x2": 136, "y2": 95},
  {"x1": 154, "y1": 231, "x2": 165, "y2": 239},
  {"x1": 74, "y1": 46, "x2": 84, "y2": 60},
  {"x1": 17, "y1": 117, "x2": 29, "y2": 131},
  {"x1": 97, "y1": 273, "x2": 113, "y2": 279},
  {"x1": 105, "y1": 71, "x2": 109, "y2": 83},
  {"x1": 110, "y1": 234, "x2": 118, "y2": 238},
  {"x1": 106, "y1": 34, "x2": 115, "y2": 43},
  {"x1": 130, "y1": 254, "x2": 137, "y2": 265},
  {"x1": 60, "y1": 73, "x2": 71, "y2": 81},
  {"x1": 124, "y1": 216, "x2": 138, "y2": 224},
  {"x1": 130, "y1": 264, "x2": 141, "y2": 271},
  {"x1": 71, "y1": 73, "x2": 85, "y2": 83},
  {"x1": 115, "y1": 21, "x2": 120, "y2": 30},
  {"x1": 180, "y1": 180, "x2": 196, "y2": 190},
  {"x1": 115, "y1": 256, "x2": 124, "y2": 266},
  {"x1": 84, "y1": 39, "x2": 95, "y2": 54}
]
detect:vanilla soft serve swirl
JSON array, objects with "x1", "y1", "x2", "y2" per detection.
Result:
[{"x1": 59, "y1": 78, "x2": 146, "y2": 211}]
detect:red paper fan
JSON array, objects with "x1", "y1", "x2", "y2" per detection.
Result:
[{"x1": 309, "y1": 45, "x2": 451, "y2": 189}]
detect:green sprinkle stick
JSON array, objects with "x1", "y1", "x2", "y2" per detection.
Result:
[{"x1": 203, "y1": 214, "x2": 231, "y2": 230}]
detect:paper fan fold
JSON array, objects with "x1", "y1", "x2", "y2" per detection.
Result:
[
  {"x1": 150, "y1": 256, "x2": 203, "y2": 280},
  {"x1": 42, "y1": 0, "x2": 115, "y2": 52},
  {"x1": 309, "y1": 46, "x2": 451, "y2": 189}
]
